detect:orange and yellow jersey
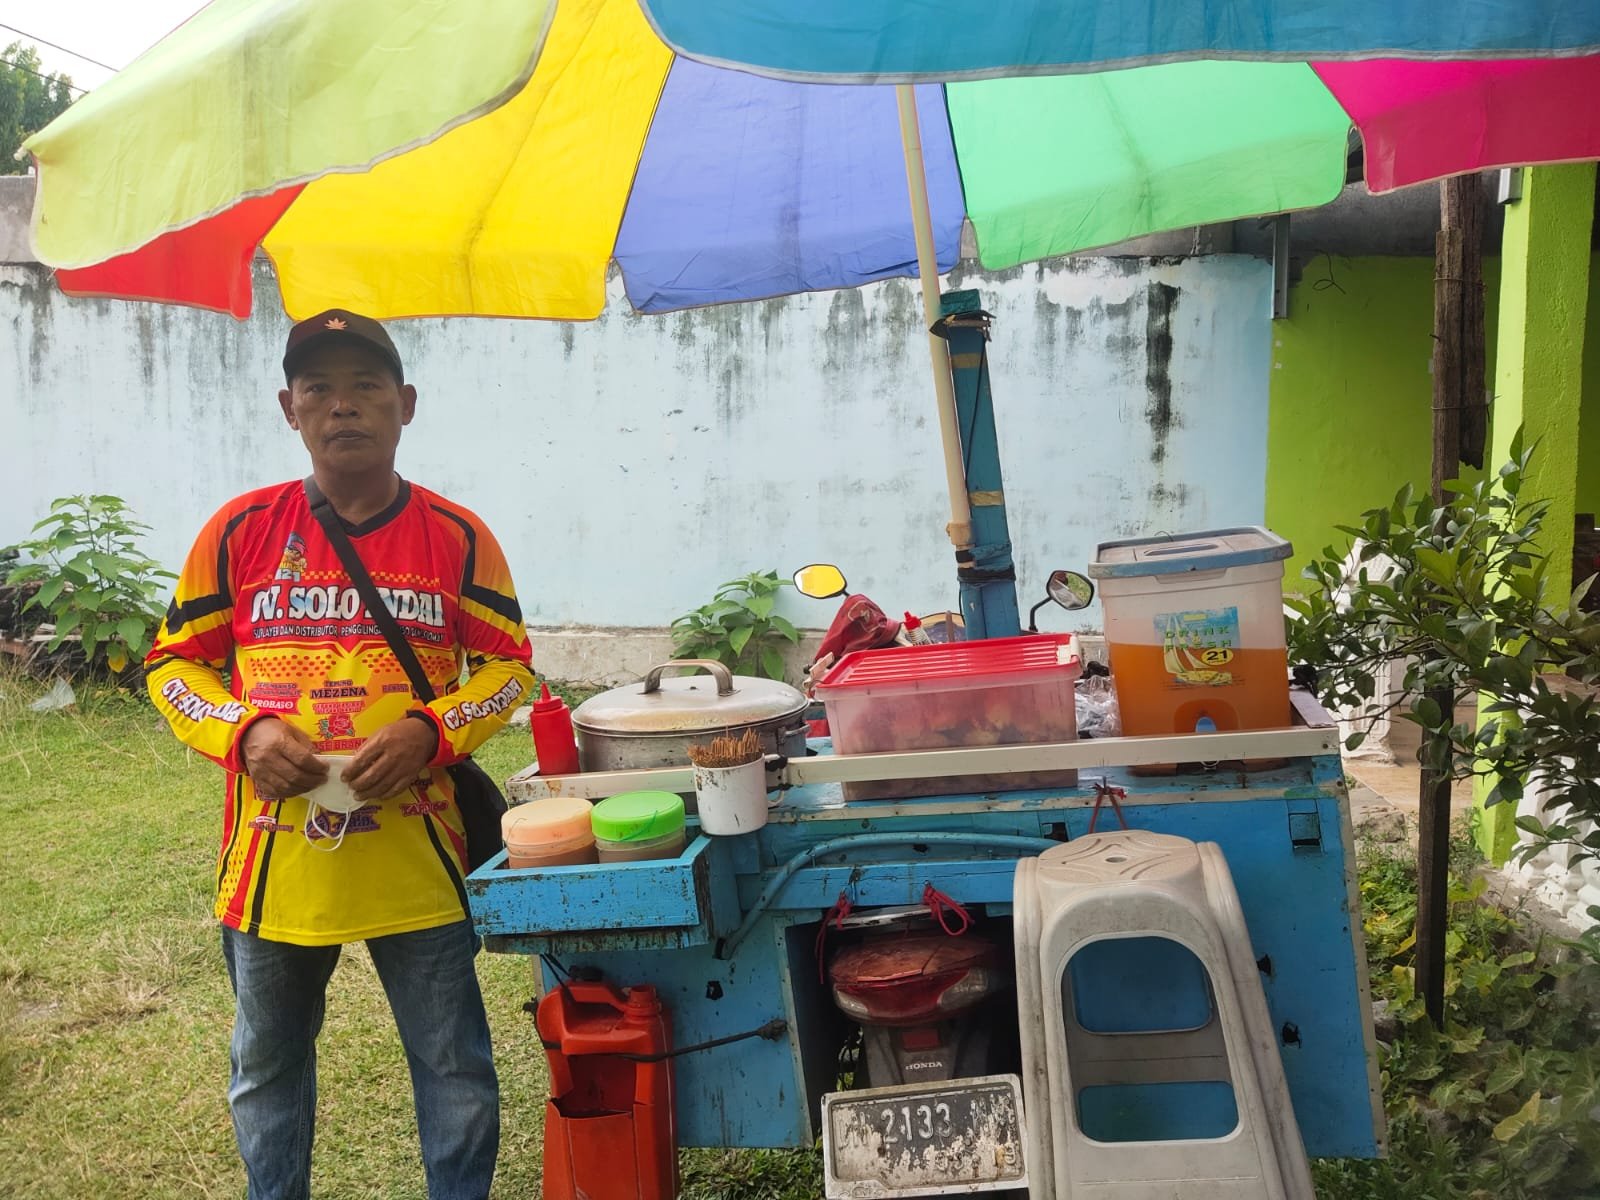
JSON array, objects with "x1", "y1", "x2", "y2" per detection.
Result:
[{"x1": 145, "y1": 478, "x2": 534, "y2": 946}]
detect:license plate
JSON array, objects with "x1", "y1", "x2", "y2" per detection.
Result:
[{"x1": 821, "y1": 1074, "x2": 1028, "y2": 1199}]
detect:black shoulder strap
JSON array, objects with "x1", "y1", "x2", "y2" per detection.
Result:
[{"x1": 303, "y1": 477, "x2": 437, "y2": 704}]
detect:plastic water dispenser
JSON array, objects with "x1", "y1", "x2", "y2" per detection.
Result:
[{"x1": 1089, "y1": 527, "x2": 1294, "y2": 737}]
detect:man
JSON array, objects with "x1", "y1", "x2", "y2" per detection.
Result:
[{"x1": 146, "y1": 309, "x2": 534, "y2": 1200}]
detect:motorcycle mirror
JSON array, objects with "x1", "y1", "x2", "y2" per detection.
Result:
[
  {"x1": 1047, "y1": 569, "x2": 1095, "y2": 612},
  {"x1": 1027, "y1": 570, "x2": 1095, "y2": 632},
  {"x1": 793, "y1": 563, "x2": 847, "y2": 600}
]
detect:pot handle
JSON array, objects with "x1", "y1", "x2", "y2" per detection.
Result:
[{"x1": 643, "y1": 659, "x2": 736, "y2": 696}]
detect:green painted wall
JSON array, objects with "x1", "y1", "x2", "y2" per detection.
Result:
[
  {"x1": 1476, "y1": 164, "x2": 1596, "y2": 864},
  {"x1": 1580, "y1": 267, "x2": 1600, "y2": 518},
  {"x1": 1266, "y1": 257, "x2": 1495, "y2": 586},
  {"x1": 1488, "y1": 165, "x2": 1596, "y2": 593},
  {"x1": 1267, "y1": 252, "x2": 1600, "y2": 589}
]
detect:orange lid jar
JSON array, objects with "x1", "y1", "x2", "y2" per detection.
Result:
[{"x1": 502, "y1": 797, "x2": 597, "y2": 868}]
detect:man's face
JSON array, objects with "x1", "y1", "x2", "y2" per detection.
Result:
[{"x1": 278, "y1": 342, "x2": 417, "y2": 475}]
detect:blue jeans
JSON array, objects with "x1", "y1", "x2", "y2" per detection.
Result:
[{"x1": 220, "y1": 920, "x2": 499, "y2": 1200}]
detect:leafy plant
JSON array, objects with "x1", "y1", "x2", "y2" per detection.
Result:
[
  {"x1": 1313, "y1": 841, "x2": 1600, "y2": 1198},
  {"x1": 672, "y1": 571, "x2": 802, "y2": 681},
  {"x1": 2, "y1": 495, "x2": 175, "y2": 675},
  {"x1": 1, "y1": 42, "x2": 75, "y2": 177},
  {"x1": 1287, "y1": 435, "x2": 1600, "y2": 868}
]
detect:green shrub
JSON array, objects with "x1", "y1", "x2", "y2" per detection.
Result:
[
  {"x1": 1288, "y1": 435, "x2": 1600, "y2": 869},
  {"x1": 1313, "y1": 844, "x2": 1600, "y2": 1198},
  {"x1": 2, "y1": 495, "x2": 174, "y2": 675},
  {"x1": 671, "y1": 570, "x2": 801, "y2": 681}
]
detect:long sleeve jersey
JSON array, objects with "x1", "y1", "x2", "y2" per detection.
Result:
[{"x1": 146, "y1": 478, "x2": 534, "y2": 945}]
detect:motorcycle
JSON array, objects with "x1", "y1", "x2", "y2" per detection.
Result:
[
  {"x1": 823, "y1": 895, "x2": 1014, "y2": 1089},
  {"x1": 790, "y1": 564, "x2": 1094, "y2": 1101}
]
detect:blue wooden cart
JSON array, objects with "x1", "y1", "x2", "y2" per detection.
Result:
[{"x1": 466, "y1": 690, "x2": 1384, "y2": 1161}]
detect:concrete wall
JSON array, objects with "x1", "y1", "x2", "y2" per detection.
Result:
[
  {"x1": 2, "y1": 255, "x2": 1273, "y2": 642},
  {"x1": 0, "y1": 178, "x2": 33, "y2": 264}
]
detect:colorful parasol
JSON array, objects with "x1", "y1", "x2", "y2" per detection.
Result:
[
  {"x1": 637, "y1": 0, "x2": 1600, "y2": 81},
  {"x1": 23, "y1": 0, "x2": 1600, "y2": 324}
]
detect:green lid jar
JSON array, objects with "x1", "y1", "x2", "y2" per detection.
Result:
[{"x1": 591, "y1": 791, "x2": 686, "y2": 863}]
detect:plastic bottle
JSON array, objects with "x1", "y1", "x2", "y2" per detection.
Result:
[
  {"x1": 902, "y1": 612, "x2": 933, "y2": 646},
  {"x1": 530, "y1": 682, "x2": 582, "y2": 776}
]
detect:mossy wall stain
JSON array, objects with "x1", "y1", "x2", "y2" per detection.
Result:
[{"x1": 1144, "y1": 281, "x2": 1180, "y2": 465}]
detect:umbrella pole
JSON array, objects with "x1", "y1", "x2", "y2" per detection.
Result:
[{"x1": 896, "y1": 84, "x2": 973, "y2": 552}]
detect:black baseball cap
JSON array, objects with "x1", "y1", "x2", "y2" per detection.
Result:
[{"x1": 282, "y1": 308, "x2": 405, "y2": 385}]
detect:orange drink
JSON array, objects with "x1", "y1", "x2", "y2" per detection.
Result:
[{"x1": 1090, "y1": 528, "x2": 1294, "y2": 737}]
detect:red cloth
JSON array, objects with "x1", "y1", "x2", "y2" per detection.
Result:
[{"x1": 814, "y1": 594, "x2": 900, "y2": 666}]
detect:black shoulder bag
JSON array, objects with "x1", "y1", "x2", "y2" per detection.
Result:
[{"x1": 304, "y1": 479, "x2": 508, "y2": 872}]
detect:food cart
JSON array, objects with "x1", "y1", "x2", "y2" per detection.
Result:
[{"x1": 466, "y1": 684, "x2": 1384, "y2": 1193}]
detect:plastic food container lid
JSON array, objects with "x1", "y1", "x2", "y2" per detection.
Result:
[
  {"x1": 502, "y1": 797, "x2": 594, "y2": 846},
  {"x1": 815, "y1": 633, "x2": 1082, "y2": 692},
  {"x1": 1089, "y1": 526, "x2": 1291, "y2": 579},
  {"x1": 592, "y1": 791, "x2": 686, "y2": 843}
]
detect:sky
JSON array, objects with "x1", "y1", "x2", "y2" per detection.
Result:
[{"x1": 1, "y1": 1, "x2": 206, "y2": 90}]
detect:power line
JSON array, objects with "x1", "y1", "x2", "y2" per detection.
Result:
[
  {"x1": 0, "y1": 22, "x2": 117, "y2": 72},
  {"x1": 0, "y1": 56, "x2": 88, "y2": 95}
]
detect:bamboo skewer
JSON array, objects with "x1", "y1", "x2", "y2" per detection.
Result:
[{"x1": 687, "y1": 729, "x2": 763, "y2": 768}]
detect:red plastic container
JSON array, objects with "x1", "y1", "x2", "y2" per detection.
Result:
[
  {"x1": 814, "y1": 634, "x2": 1083, "y2": 801},
  {"x1": 530, "y1": 682, "x2": 582, "y2": 776},
  {"x1": 537, "y1": 981, "x2": 677, "y2": 1200}
]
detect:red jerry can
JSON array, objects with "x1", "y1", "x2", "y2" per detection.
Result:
[{"x1": 537, "y1": 980, "x2": 678, "y2": 1200}]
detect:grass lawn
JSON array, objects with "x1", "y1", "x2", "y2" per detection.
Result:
[
  {"x1": 0, "y1": 673, "x2": 557, "y2": 1199},
  {"x1": 2, "y1": 668, "x2": 1596, "y2": 1198}
]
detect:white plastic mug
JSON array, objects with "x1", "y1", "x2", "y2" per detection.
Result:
[{"x1": 692, "y1": 759, "x2": 772, "y2": 835}]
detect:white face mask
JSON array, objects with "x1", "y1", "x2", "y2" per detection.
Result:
[
  {"x1": 299, "y1": 757, "x2": 363, "y2": 852},
  {"x1": 303, "y1": 802, "x2": 354, "y2": 851}
]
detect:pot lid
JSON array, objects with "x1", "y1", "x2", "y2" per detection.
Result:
[{"x1": 573, "y1": 659, "x2": 807, "y2": 736}]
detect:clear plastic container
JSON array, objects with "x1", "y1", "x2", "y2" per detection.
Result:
[
  {"x1": 502, "y1": 797, "x2": 597, "y2": 869},
  {"x1": 815, "y1": 634, "x2": 1083, "y2": 801},
  {"x1": 595, "y1": 829, "x2": 688, "y2": 863},
  {"x1": 1089, "y1": 527, "x2": 1293, "y2": 737},
  {"x1": 592, "y1": 791, "x2": 687, "y2": 863}
]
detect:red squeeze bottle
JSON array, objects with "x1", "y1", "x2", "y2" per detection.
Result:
[
  {"x1": 530, "y1": 682, "x2": 581, "y2": 776},
  {"x1": 902, "y1": 612, "x2": 933, "y2": 646}
]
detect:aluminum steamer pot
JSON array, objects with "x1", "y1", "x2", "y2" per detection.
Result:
[{"x1": 571, "y1": 660, "x2": 810, "y2": 783}]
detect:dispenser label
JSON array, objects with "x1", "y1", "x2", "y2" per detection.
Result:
[{"x1": 1156, "y1": 606, "x2": 1239, "y2": 686}]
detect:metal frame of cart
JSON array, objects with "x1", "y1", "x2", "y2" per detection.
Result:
[{"x1": 467, "y1": 690, "x2": 1384, "y2": 1158}]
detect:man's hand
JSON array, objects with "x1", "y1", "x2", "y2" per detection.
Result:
[
  {"x1": 343, "y1": 716, "x2": 438, "y2": 804},
  {"x1": 241, "y1": 719, "x2": 326, "y2": 799}
]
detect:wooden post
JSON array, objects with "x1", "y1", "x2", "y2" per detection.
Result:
[
  {"x1": 1416, "y1": 175, "x2": 1485, "y2": 1027},
  {"x1": 1460, "y1": 185, "x2": 1488, "y2": 470},
  {"x1": 1414, "y1": 694, "x2": 1456, "y2": 1029},
  {"x1": 1430, "y1": 211, "x2": 1464, "y2": 501}
]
